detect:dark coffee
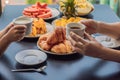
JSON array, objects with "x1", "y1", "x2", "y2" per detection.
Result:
[{"x1": 70, "y1": 26, "x2": 81, "y2": 29}]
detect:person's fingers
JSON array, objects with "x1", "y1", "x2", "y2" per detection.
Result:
[
  {"x1": 80, "y1": 19, "x2": 92, "y2": 26},
  {"x1": 16, "y1": 30, "x2": 26, "y2": 34},
  {"x1": 84, "y1": 32, "x2": 96, "y2": 41},
  {"x1": 16, "y1": 28, "x2": 26, "y2": 33},
  {"x1": 8, "y1": 22, "x2": 14, "y2": 27},
  {"x1": 74, "y1": 47, "x2": 84, "y2": 54},
  {"x1": 84, "y1": 32, "x2": 93, "y2": 40},
  {"x1": 68, "y1": 36, "x2": 76, "y2": 46},
  {"x1": 14, "y1": 25, "x2": 26, "y2": 30},
  {"x1": 17, "y1": 36, "x2": 24, "y2": 41},
  {"x1": 16, "y1": 33, "x2": 25, "y2": 40},
  {"x1": 5, "y1": 22, "x2": 14, "y2": 31},
  {"x1": 14, "y1": 32, "x2": 23, "y2": 37},
  {"x1": 80, "y1": 19, "x2": 88, "y2": 24},
  {"x1": 74, "y1": 42, "x2": 84, "y2": 49},
  {"x1": 70, "y1": 32, "x2": 87, "y2": 44}
]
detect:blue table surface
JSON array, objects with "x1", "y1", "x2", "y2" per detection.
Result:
[{"x1": 0, "y1": 4, "x2": 120, "y2": 80}]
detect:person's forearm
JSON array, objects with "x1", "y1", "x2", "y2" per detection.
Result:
[
  {"x1": 92, "y1": 47, "x2": 120, "y2": 62},
  {"x1": 0, "y1": 35, "x2": 11, "y2": 56},
  {"x1": 0, "y1": 31, "x2": 2, "y2": 38},
  {"x1": 97, "y1": 22, "x2": 120, "y2": 39},
  {"x1": 0, "y1": 30, "x2": 6, "y2": 38}
]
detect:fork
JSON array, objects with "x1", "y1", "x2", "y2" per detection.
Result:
[{"x1": 11, "y1": 66, "x2": 47, "y2": 72}]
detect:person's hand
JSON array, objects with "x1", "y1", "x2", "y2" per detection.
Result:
[
  {"x1": 4, "y1": 25, "x2": 26, "y2": 42},
  {"x1": 0, "y1": 23, "x2": 14, "y2": 38},
  {"x1": 2, "y1": 22, "x2": 14, "y2": 34},
  {"x1": 69, "y1": 32, "x2": 104, "y2": 57},
  {"x1": 80, "y1": 19, "x2": 99, "y2": 34}
]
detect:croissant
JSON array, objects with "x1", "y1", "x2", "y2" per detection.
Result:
[
  {"x1": 38, "y1": 27, "x2": 73, "y2": 54},
  {"x1": 38, "y1": 33, "x2": 52, "y2": 51},
  {"x1": 64, "y1": 40, "x2": 73, "y2": 53},
  {"x1": 47, "y1": 27, "x2": 66, "y2": 45},
  {"x1": 51, "y1": 43, "x2": 67, "y2": 53},
  {"x1": 38, "y1": 33, "x2": 49, "y2": 43},
  {"x1": 39, "y1": 41, "x2": 51, "y2": 51}
]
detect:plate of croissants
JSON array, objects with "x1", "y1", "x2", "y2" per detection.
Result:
[{"x1": 37, "y1": 27, "x2": 76, "y2": 55}]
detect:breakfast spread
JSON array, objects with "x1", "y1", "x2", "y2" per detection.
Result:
[{"x1": 21, "y1": 1, "x2": 93, "y2": 54}]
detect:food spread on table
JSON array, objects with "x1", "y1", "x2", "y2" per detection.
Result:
[{"x1": 21, "y1": 0, "x2": 94, "y2": 54}]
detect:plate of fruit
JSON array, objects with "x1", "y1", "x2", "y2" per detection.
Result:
[
  {"x1": 52, "y1": 16, "x2": 86, "y2": 28},
  {"x1": 37, "y1": 27, "x2": 76, "y2": 55},
  {"x1": 25, "y1": 18, "x2": 54, "y2": 38},
  {"x1": 23, "y1": 2, "x2": 60, "y2": 20},
  {"x1": 59, "y1": 0, "x2": 94, "y2": 17}
]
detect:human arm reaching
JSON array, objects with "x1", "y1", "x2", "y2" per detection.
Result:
[
  {"x1": 69, "y1": 32, "x2": 120, "y2": 62},
  {"x1": 0, "y1": 23, "x2": 26, "y2": 56},
  {"x1": 81, "y1": 19, "x2": 120, "y2": 40}
]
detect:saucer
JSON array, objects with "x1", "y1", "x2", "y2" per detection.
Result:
[
  {"x1": 95, "y1": 36, "x2": 120, "y2": 48},
  {"x1": 15, "y1": 49, "x2": 47, "y2": 65}
]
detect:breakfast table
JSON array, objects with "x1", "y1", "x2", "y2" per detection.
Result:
[{"x1": 0, "y1": 4, "x2": 120, "y2": 80}]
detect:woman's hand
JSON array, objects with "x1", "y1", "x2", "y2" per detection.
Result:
[
  {"x1": 4, "y1": 25, "x2": 26, "y2": 42},
  {"x1": 80, "y1": 19, "x2": 99, "y2": 34},
  {"x1": 69, "y1": 32, "x2": 104, "y2": 57},
  {"x1": 0, "y1": 23, "x2": 14, "y2": 38},
  {"x1": 1, "y1": 23, "x2": 14, "y2": 34}
]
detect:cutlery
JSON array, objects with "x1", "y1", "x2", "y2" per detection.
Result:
[{"x1": 11, "y1": 66, "x2": 46, "y2": 72}]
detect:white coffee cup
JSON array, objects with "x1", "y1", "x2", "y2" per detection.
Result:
[
  {"x1": 13, "y1": 16, "x2": 33, "y2": 35},
  {"x1": 66, "y1": 22, "x2": 86, "y2": 38}
]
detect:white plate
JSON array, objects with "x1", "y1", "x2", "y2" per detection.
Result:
[
  {"x1": 95, "y1": 36, "x2": 120, "y2": 48},
  {"x1": 43, "y1": 8, "x2": 60, "y2": 20},
  {"x1": 23, "y1": 7, "x2": 60, "y2": 20},
  {"x1": 24, "y1": 22, "x2": 54, "y2": 38},
  {"x1": 15, "y1": 49, "x2": 47, "y2": 65},
  {"x1": 37, "y1": 42, "x2": 76, "y2": 56}
]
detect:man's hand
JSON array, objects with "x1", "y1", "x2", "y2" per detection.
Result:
[
  {"x1": 80, "y1": 19, "x2": 99, "y2": 34},
  {"x1": 69, "y1": 32, "x2": 104, "y2": 57}
]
